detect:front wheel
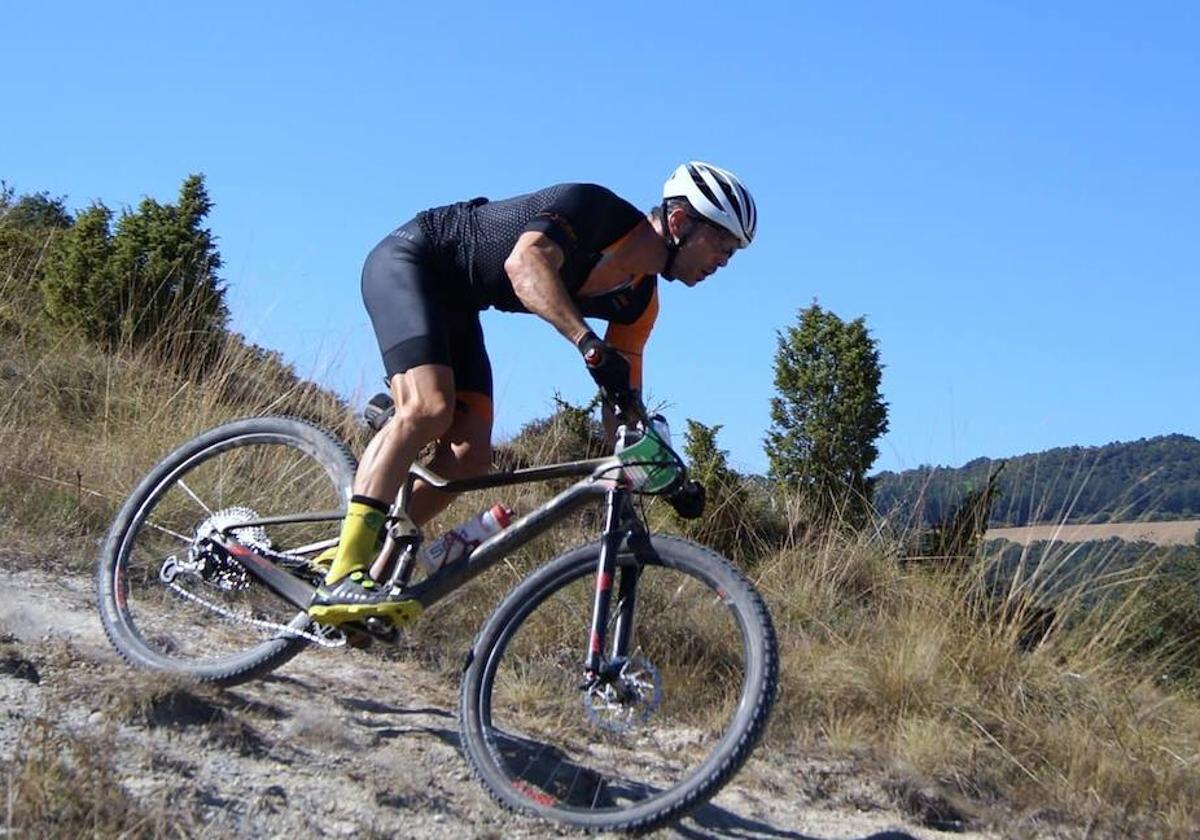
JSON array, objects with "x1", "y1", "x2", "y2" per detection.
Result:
[
  {"x1": 96, "y1": 416, "x2": 357, "y2": 686},
  {"x1": 459, "y1": 535, "x2": 778, "y2": 833}
]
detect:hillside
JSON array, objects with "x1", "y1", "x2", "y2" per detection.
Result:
[
  {"x1": 6, "y1": 179, "x2": 1200, "y2": 837},
  {"x1": 873, "y1": 434, "x2": 1200, "y2": 527},
  {"x1": 8, "y1": 559, "x2": 994, "y2": 840}
]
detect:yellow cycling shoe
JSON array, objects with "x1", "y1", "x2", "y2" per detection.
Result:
[{"x1": 307, "y1": 570, "x2": 422, "y2": 627}]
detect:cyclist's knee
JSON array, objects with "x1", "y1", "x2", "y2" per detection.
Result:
[
  {"x1": 388, "y1": 366, "x2": 457, "y2": 443},
  {"x1": 397, "y1": 396, "x2": 455, "y2": 442}
]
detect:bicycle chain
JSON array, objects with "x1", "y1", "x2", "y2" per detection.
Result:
[{"x1": 166, "y1": 578, "x2": 346, "y2": 649}]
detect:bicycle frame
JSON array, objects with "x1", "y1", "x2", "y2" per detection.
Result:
[{"x1": 211, "y1": 451, "x2": 657, "y2": 676}]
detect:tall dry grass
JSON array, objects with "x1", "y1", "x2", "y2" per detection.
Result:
[
  {"x1": 4, "y1": 243, "x2": 1200, "y2": 836},
  {"x1": 755, "y1": 523, "x2": 1200, "y2": 836},
  {"x1": 0, "y1": 241, "x2": 365, "y2": 567}
]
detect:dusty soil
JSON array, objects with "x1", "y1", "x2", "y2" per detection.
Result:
[
  {"x1": 0, "y1": 556, "x2": 1025, "y2": 839},
  {"x1": 986, "y1": 519, "x2": 1200, "y2": 546}
]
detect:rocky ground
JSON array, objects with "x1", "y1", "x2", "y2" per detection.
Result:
[{"x1": 0, "y1": 558, "x2": 1029, "y2": 839}]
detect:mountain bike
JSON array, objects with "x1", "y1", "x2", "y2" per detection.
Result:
[{"x1": 95, "y1": 397, "x2": 779, "y2": 833}]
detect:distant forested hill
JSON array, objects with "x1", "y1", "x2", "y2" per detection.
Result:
[{"x1": 873, "y1": 434, "x2": 1200, "y2": 527}]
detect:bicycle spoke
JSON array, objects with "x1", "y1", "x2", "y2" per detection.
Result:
[
  {"x1": 143, "y1": 519, "x2": 193, "y2": 544},
  {"x1": 516, "y1": 739, "x2": 552, "y2": 784},
  {"x1": 565, "y1": 763, "x2": 584, "y2": 806},
  {"x1": 177, "y1": 478, "x2": 213, "y2": 517},
  {"x1": 272, "y1": 453, "x2": 319, "y2": 493},
  {"x1": 286, "y1": 536, "x2": 338, "y2": 556}
]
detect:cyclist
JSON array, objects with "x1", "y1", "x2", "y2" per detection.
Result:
[{"x1": 310, "y1": 161, "x2": 757, "y2": 623}]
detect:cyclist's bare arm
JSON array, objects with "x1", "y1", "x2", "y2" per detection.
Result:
[
  {"x1": 505, "y1": 232, "x2": 592, "y2": 347},
  {"x1": 506, "y1": 231, "x2": 649, "y2": 441}
]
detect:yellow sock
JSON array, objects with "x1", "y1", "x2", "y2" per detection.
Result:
[{"x1": 326, "y1": 497, "x2": 388, "y2": 584}]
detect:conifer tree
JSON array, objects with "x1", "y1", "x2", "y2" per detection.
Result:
[
  {"x1": 40, "y1": 204, "x2": 117, "y2": 336},
  {"x1": 0, "y1": 184, "x2": 75, "y2": 308},
  {"x1": 41, "y1": 174, "x2": 227, "y2": 350},
  {"x1": 765, "y1": 302, "x2": 888, "y2": 526}
]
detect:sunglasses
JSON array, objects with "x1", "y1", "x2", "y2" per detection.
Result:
[{"x1": 686, "y1": 213, "x2": 740, "y2": 255}]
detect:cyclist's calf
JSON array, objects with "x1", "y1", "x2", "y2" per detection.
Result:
[{"x1": 409, "y1": 405, "x2": 493, "y2": 524}]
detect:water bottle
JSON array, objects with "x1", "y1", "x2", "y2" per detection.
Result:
[{"x1": 418, "y1": 504, "x2": 513, "y2": 574}]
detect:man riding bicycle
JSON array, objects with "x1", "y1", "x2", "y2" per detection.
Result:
[{"x1": 310, "y1": 161, "x2": 757, "y2": 623}]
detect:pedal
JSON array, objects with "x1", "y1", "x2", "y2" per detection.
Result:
[
  {"x1": 363, "y1": 616, "x2": 399, "y2": 643},
  {"x1": 342, "y1": 623, "x2": 374, "y2": 650}
]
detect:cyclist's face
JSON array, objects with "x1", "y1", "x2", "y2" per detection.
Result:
[{"x1": 673, "y1": 216, "x2": 741, "y2": 286}]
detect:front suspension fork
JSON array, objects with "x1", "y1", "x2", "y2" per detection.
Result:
[{"x1": 584, "y1": 488, "x2": 641, "y2": 679}]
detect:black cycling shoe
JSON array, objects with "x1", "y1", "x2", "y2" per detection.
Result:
[{"x1": 308, "y1": 570, "x2": 423, "y2": 627}]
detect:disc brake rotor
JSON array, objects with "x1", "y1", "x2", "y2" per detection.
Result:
[{"x1": 583, "y1": 657, "x2": 664, "y2": 734}]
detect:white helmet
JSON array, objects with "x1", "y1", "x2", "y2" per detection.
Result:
[{"x1": 662, "y1": 161, "x2": 757, "y2": 247}]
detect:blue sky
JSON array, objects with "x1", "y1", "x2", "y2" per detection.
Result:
[{"x1": 4, "y1": 2, "x2": 1197, "y2": 475}]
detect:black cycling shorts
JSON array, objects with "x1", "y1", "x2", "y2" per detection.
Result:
[{"x1": 360, "y1": 219, "x2": 493, "y2": 398}]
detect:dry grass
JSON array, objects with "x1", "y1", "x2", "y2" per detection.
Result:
[
  {"x1": 0, "y1": 248, "x2": 365, "y2": 568},
  {"x1": 5, "y1": 249, "x2": 1200, "y2": 836},
  {"x1": 3, "y1": 717, "x2": 184, "y2": 839},
  {"x1": 757, "y1": 528, "x2": 1200, "y2": 836}
]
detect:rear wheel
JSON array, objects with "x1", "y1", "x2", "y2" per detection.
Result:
[
  {"x1": 96, "y1": 416, "x2": 356, "y2": 686},
  {"x1": 459, "y1": 535, "x2": 778, "y2": 833}
]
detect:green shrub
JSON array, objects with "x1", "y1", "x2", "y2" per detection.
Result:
[
  {"x1": 40, "y1": 175, "x2": 227, "y2": 354},
  {"x1": 665, "y1": 419, "x2": 788, "y2": 564},
  {"x1": 1121, "y1": 547, "x2": 1200, "y2": 691}
]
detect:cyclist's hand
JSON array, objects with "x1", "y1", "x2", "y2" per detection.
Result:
[
  {"x1": 577, "y1": 331, "x2": 633, "y2": 411},
  {"x1": 666, "y1": 479, "x2": 706, "y2": 520}
]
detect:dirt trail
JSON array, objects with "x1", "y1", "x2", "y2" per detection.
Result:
[{"x1": 0, "y1": 560, "x2": 1005, "y2": 839}]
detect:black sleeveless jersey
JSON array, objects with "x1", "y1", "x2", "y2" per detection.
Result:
[{"x1": 415, "y1": 183, "x2": 656, "y2": 325}]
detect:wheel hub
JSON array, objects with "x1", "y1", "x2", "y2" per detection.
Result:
[
  {"x1": 186, "y1": 506, "x2": 273, "y2": 591},
  {"x1": 582, "y1": 656, "x2": 663, "y2": 733}
]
